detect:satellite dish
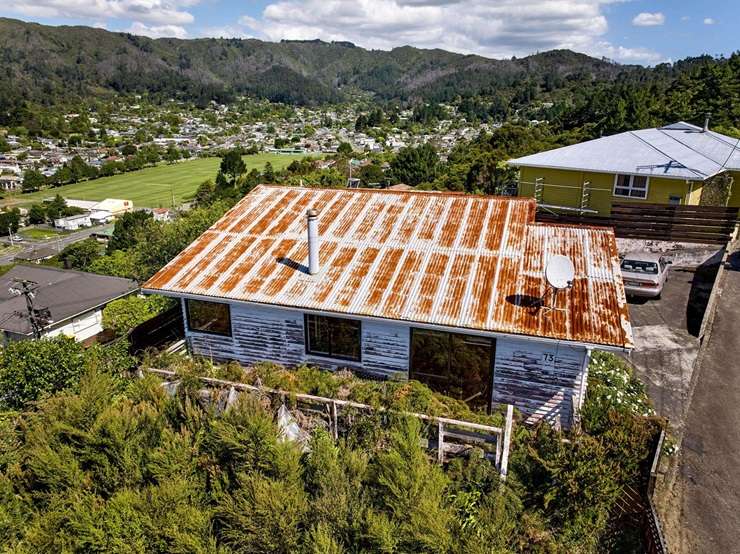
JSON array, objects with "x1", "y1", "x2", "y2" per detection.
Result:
[{"x1": 545, "y1": 255, "x2": 575, "y2": 290}]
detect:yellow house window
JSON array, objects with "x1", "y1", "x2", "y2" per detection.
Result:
[{"x1": 613, "y1": 174, "x2": 649, "y2": 199}]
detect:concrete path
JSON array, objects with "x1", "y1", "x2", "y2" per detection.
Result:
[{"x1": 675, "y1": 249, "x2": 740, "y2": 553}]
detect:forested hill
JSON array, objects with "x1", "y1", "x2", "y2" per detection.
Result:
[
  {"x1": 1, "y1": 17, "x2": 738, "y2": 134},
  {"x1": 0, "y1": 17, "x2": 629, "y2": 107}
]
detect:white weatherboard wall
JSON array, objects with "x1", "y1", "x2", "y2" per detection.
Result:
[
  {"x1": 185, "y1": 301, "x2": 409, "y2": 378},
  {"x1": 184, "y1": 300, "x2": 587, "y2": 425},
  {"x1": 44, "y1": 309, "x2": 104, "y2": 342},
  {"x1": 493, "y1": 339, "x2": 587, "y2": 427}
]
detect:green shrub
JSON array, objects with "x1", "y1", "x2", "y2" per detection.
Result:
[
  {"x1": 0, "y1": 351, "x2": 662, "y2": 552},
  {"x1": 216, "y1": 474, "x2": 308, "y2": 553},
  {"x1": 0, "y1": 336, "x2": 87, "y2": 410},
  {"x1": 102, "y1": 294, "x2": 173, "y2": 337}
]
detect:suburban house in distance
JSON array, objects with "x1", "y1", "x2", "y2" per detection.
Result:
[
  {"x1": 0, "y1": 265, "x2": 138, "y2": 343},
  {"x1": 509, "y1": 121, "x2": 740, "y2": 215},
  {"x1": 143, "y1": 185, "x2": 633, "y2": 426}
]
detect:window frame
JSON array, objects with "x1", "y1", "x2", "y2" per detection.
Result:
[
  {"x1": 409, "y1": 327, "x2": 495, "y2": 413},
  {"x1": 185, "y1": 298, "x2": 232, "y2": 337},
  {"x1": 304, "y1": 313, "x2": 362, "y2": 362},
  {"x1": 613, "y1": 173, "x2": 649, "y2": 199}
]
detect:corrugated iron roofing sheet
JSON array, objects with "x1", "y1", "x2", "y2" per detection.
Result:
[
  {"x1": 508, "y1": 121, "x2": 740, "y2": 180},
  {"x1": 144, "y1": 186, "x2": 633, "y2": 349}
]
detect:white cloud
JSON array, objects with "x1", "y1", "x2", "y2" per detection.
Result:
[
  {"x1": 200, "y1": 25, "x2": 252, "y2": 39},
  {"x1": 6, "y1": 0, "x2": 197, "y2": 26},
  {"x1": 127, "y1": 21, "x2": 188, "y2": 38},
  {"x1": 703, "y1": 17, "x2": 715, "y2": 25},
  {"x1": 592, "y1": 41, "x2": 664, "y2": 64},
  {"x1": 631, "y1": 12, "x2": 664, "y2": 27},
  {"x1": 233, "y1": 0, "x2": 661, "y2": 64},
  {"x1": 680, "y1": 16, "x2": 690, "y2": 22}
]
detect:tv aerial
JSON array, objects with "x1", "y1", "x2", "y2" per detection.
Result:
[{"x1": 542, "y1": 255, "x2": 575, "y2": 315}]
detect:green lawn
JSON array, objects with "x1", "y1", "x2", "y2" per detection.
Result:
[
  {"x1": 2, "y1": 153, "x2": 310, "y2": 209},
  {"x1": 19, "y1": 227, "x2": 67, "y2": 240}
]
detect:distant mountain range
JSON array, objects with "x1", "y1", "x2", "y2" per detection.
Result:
[{"x1": 0, "y1": 17, "x2": 637, "y2": 108}]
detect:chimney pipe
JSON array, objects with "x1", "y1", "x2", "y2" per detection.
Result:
[
  {"x1": 703, "y1": 113, "x2": 711, "y2": 132},
  {"x1": 307, "y1": 208, "x2": 319, "y2": 275}
]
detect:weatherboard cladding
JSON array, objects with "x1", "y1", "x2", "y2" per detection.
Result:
[
  {"x1": 146, "y1": 185, "x2": 633, "y2": 349},
  {"x1": 187, "y1": 302, "x2": 408, "y2": 378},
  {"x1": 493, "y1": 339, "x2": 585, "y2": 426}
]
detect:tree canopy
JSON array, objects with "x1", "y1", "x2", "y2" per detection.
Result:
[{"x1": 390, "y1": 143, "x2": 440, "y2": 186}]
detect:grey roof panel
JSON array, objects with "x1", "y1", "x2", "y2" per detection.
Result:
[{"x1": 509, "y1": 122, "x2": 740, "y2": 179}]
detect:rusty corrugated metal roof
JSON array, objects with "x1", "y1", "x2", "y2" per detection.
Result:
[{"x1": 144, "y1": 185, "x2": 633, "y2": 349}]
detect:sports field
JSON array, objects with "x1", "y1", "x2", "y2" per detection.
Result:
[{"x1": 1, "y1": 153, "x2": 309, "y2": 209}]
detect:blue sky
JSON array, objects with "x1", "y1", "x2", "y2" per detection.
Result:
[{"x1": 0, "y1": 1, "x2": 735, "y2": 65}]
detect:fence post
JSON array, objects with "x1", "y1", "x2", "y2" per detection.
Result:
[
  {"x1": 331, "y1": 400, "x2": 339, "y2": 441},
  {"x1": 437, "y1": 420, "x2": 445, "y2": 464},
  {"x1": 499, "y1": 404, "x2": 514, "y2": 480}
]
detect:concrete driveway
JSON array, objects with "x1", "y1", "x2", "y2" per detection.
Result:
[{"x1": 626, "y1": 264, "x2": 718, "y2": 436}]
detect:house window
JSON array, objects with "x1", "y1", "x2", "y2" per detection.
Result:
[
  {"x1": 613, "y1": 174, "x2": 649, "y2": 199},
  {"x1": 185, "y1": 299, "x2": 232, "y2": 336},
  {"x1": 409, "y1": 328, "x2": 494, "y2": 411},
  {"x1": 305, "y1": 314, "x2": 361, "y2": 361}
]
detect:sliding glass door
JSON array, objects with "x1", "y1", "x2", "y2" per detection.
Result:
[{"x1": 409, "y1": 328, "x2": 494, "y2": 411}]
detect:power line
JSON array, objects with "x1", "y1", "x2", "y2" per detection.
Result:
[{"x1": 8, "y1": 279, "x2": 52, "y2": 339}]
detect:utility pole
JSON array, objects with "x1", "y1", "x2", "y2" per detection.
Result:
[
  {"x1": 9, "y1": 279, "x2": 51, "y2": 339},
  {"x1": 7, "y1": 226, "x2": 13, "y2": 247}
]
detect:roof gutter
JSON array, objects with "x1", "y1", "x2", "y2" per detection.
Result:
[
  {"x1": 142, "y1": 288, "x2": 633, "y2": 353},
  {"x1": 506, "y1": 161, "x2": 713, "y2": 182}
]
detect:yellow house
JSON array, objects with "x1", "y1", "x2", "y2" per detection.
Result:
[{"x1": 508, "y1": 122, "x2": 740, "y2": 215}]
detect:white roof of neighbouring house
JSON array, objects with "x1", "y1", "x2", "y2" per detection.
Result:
[{"x1": 508, "y1": 122, "x2": 740, "y2": 181}]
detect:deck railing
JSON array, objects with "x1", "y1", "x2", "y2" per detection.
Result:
[{"x1": 146, "y1": 368, "x2": 515, "y2": 479}]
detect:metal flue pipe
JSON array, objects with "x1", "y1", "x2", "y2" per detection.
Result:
[{"x1": 307, "y1": 208, "x2": 319, "y2": 275}]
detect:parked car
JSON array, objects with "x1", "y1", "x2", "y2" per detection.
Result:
[{"x1": 620, "y1": 252, "x2": 671, "y2": 298}]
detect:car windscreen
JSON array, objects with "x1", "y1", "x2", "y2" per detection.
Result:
[{"x1": 620, "y1": 259, "x2": 659, "y2": 274}]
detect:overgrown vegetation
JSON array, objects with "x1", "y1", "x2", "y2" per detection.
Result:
[{"x1": 0, "y1": 347, "x2": 662, "y2": 552}]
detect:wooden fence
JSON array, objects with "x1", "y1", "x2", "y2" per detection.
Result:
[
  {"x1": 128, "y1": 306, "x2": 184, "y2": 354},
  {"x1": 146, "y1": 368, "x2": 515, "y2": 479},
  {"x1": 536, "y1": 203, "x2": 739, "y2": 245},
  {"x1": 609, "y1": 426, "x2": 667, "y2": 553}
]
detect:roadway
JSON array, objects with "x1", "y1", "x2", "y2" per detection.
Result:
[
  {"x1": 674, "y1": 247, "x2": 740, "y2": 553},
  {"x1": 0, "y1": 224, "x2": 113, "y2": 265}
]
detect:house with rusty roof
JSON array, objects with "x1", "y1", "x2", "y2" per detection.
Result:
[{"x1": 143, "y1": 185, "x2": 633, "y2": 426}]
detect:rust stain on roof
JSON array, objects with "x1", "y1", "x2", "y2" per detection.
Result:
[{"x1": 144, "y1": 185, "x2": 634, "y2": 349}]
